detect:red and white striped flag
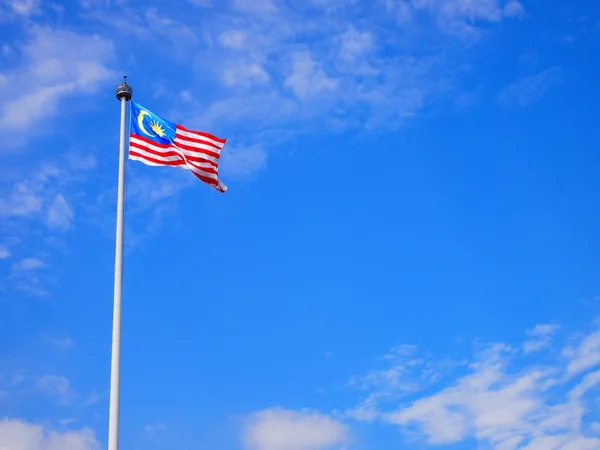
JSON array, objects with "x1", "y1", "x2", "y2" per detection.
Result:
[{"x1": 128, "y1": 102, "x2": 227, "y2": 192}]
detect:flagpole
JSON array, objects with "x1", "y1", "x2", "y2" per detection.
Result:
[{"x1": 108, "y1": 77, "x2": 132, "y2": 450}]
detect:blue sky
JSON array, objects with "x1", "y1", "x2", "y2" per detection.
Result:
[{"x1": 1, "y1": 0, "x2": 600, "y2": 449}]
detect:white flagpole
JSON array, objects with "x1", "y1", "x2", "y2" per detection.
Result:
[{"x1": 108, "y1": 77, "x2": 133, "y2": 450}]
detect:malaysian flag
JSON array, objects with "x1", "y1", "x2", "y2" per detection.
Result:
[{"x1": 128, "y1": 101, "x2": 227, "y2": 192}]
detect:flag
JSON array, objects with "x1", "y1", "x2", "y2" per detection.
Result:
[{"x1": 129, "y1": 102, "x2": 227, "y2": 192}]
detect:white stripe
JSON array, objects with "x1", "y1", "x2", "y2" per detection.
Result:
[
  {"x1": 129, "y1": 147, "x2": 217, "y2": 171},
  {"x1": 188, "y1": 165, "x2": 220, "y2": 183},
  {"x1": 217, "y1": 179, "x2": 228, "y2": 192},
  {"x1": 130, "y1": 136, "x2": 219, "y2": 166},
  {"x1": 130, "y1": 154, "x2": 224, "y2": 192},
  {"x1": 130, "y1": 148, "x2": 184, "y2": 164},
  {"x1": 176, "y1": 129, "x2": 225, "y2": 148},
  {"x1": 129, "y1": 149, "x2": 219, "y2": 181},
  {"x1": 175, "y1": 136, "x2": 223, "y2": 155},
  {"x1": 129, "y1": 154, "x2": 186, "y2": 170}
]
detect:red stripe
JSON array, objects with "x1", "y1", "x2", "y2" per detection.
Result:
[
  {"x1": 130, "y1": 133, "x2": 172, "y2": 148},
  {"x1": 176, "y1": 125, "x2": 226, "y2": 144},
  {"x1": 129, "y1": 150, "x2": 185, "y2": 167},
  {"x1": 129, "y1": 141, "x2": 180, "y2": 158},
  {"x1": 129, "y1": 149, "x2": 219, "y2": 177},
  {"x1": 191, "y1": 170, "x2": 219, "y2": 188},
  {"x1": 129, "y1": 148, "x2": 219, "y2": 177},
  {"x1": 174, "y1": 139, "x2": 221, "y2": 160},
  {"x1": 186, "y1": 160, "x2": 218, "y2": 175},
  {"x1": 175, "y1": 133, "x2": 222, "y2": 151},
  {"x1": 130, "y1": 141, "x2": 218, "y2": 168},
  {"x1": 129, "y1": 142, "x2": 184, "y2": 163},
  {"x1": 129, "y1": 131, "x2": 226, "y2": 193},
  {"x1": 130, "y1": 132, "x2": 219, "y2": 164}
]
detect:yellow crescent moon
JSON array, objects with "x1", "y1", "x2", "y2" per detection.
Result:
[{"x1": 138, "y1": 110, "x2": 155, "y2": 137}]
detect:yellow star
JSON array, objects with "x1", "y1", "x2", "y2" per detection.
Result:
[{"x1": 150, "y1": 120, "x2": 166, "y2": 138}]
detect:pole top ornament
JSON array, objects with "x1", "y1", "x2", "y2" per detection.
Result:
[{"x1": 116, "y1": 76, "x2": 133, "y2": 101}]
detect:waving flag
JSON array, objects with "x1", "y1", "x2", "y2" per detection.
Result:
[{"x1": 129, "y1": 102, "x2": 227, "y2": 192}]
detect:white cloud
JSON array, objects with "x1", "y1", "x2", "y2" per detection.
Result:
[
  {"x1": 409, "y1": 0, "x2": 522, "y2": 23},
  {"x1": 78, "y1": 0, "x2": 526, "y2": 182},
  {"x1": 244, "y1": 408, "x2": 349, "y2": 450},
  {"x1": 529, "y1": 324, "x2": 561, "y2": 336},
  {"x1": 0, "y1": 152, "x2": 96, "y2": 232},
  {"x1": 144, "y1": 422, "x2": 166, "y2": 434},
  {"x1": 65, "y1": 153, "x2": 97, "y2": 171},
  {"x1": 188, "y1": 0, "x2": 212, "y2": 6},
  {"x1": 0, "y1": 419, "x2": 99, "y2": 450},
  {"x1": 6, "y1": 0, "x2": 42, "y2": 16},
  {"x1": 218, "y1": 30, "x2": 249, "y2": 50},
  {"x1": 143, "y1": 7, "x2": 198, "y2": 56},
  {"x1": 222, "y1": 61, "x2": 271, "y2": 88},
  {"x1": 504, "y1": 0, "x2": 527, "y2": 19},
  {"x1": 109, "y1": 171, "x2": 198, "y2": 249},
  {"x1": 37, "y1": 375, "x2": 73, "y2": 405},
  {"x1": 12, "y1": 257, "x2": 45, "y2": 271},
  {"x1": 6, "y1": 256, "x2": 49, "y2": 296},
  {"x1": 387, "y1": 0, "x2": 526, "y2": 38},
  {"x1": 284, "y1": 51, "x2": 338, "y2": 100},
  {"x1": 349, "y1": 344, "x2": 429, "y2": 394},
  {"x1": 347, "y1": 320, "x2": 600, "y2": 449},
  {"x1": 0, "y1": 26, "x2": 115, "y2": 145},
  {"x1": 0, "y1": 244, "x2": 10, "y2": 259},
  {"x1": 82, "y1": 5, "x2": 197, "y2": 61},
  {"x1": 46, "y1": 194, "x2": 74, "y2": 232},
  {"x1": 220, "y1": 144, "x2": 268, "y2": 178},
  {"x1": 0, "y1": 153, "x2": 97, "y2": 295},
  {"x1": 0, "y1": 182, "x2": 44, "y2": 218},
  {"x1": 499, "y1": 67, "x2": 563, "y2": 108},
  {"x1": 84, "y1": 391, "x2": 101, "y2": 407},
  {"x1": 41, "y1": 332, "x2": 75, "y2": 350},
  {"x1": 0, "y1": 371, "x2": 85, "y2": 408},
  {"x1": 336, "y1": 27, "x2": 375, "y2": 62},
  {"x1": 567, "y1": 330, "x2": 600, "y2": 377},
  {"x1": 523, "y1": 323, "x2": 560, "y2": 354},
  {"x1": 232, "y1": 0, "x2": 277, "y2": 14}
]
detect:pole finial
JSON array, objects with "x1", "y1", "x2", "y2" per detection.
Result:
[{"x1": 116, "y1": 76, "x2": 133, "y2": 101}]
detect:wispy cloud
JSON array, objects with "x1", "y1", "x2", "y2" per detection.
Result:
[
  {"x1": 0, "y1": 371, "x2": 85, "y2": 407},
  {"x1": 121, "y1": 170, "x2": 195, "y2": 249},
  {"x1": 0, "y1": 244, "x2": 11, "y2": 260},
  {"x1": 523, "y1": 323, "x2": 560, "y2": 354},
  {"x1": 82, "y1": 0, "x2": 526, "y2": 177},
  {"x1": 144, "y1": 421, "x2": 166, "y2": 434},
  {"x1": 0, "y1": 151, "x2": 97, "y2": 295},
  {"x1": 41, "y1": 331, "x2": 75, "y2": 350},
  {"x1": 0, "y1": 419, "x2": 99, "y2": 450},
  {"x1": 12, "y1": 257, "x2": 44, "y2": 271},
  {"x1": 0, "y1": 24, "x2": 115, "y2": 148},
  {"x1": 9, "y1": 257, "x2": 49, "y2": 297},
  {"x1": 2, "y1": 0, "x2": 42, "y2": 17},
  {"x1": 80, "y1": 4, "x2": 197, "y2": 61},
  {"x1": 220, "y1": 143, "x2": 269, "y2": 179},
  {"x1": 46, "y1": 194, "x2": 74, "y2": 232},
  {"x1": 0, "y1": 152, "x2": 96, "y2": 230},
  {"x1": 84, "y1": 391, "x2": 102, "y2": 407},
  {"x1": 499, "y1": 67, "x2": 563, "y2": 108},
  {"x1": 0, "y1": 147, "x2": 192, "y2": 292},
  {"x1": 565, "y1": 330, "x2": 600, "y2": 377},
  {"x1": 346, "y1": 319, "x2": 600, "y2": 448},
  {"x1": 245, "y1": 318, "x2": 600, "y2": 448},
  {"x1": 244, "y1": 408, "x2": 350, "y2": 450},
  {"x1": 387, "y1": 0, "x2": 527, "y2": 38},
  {"x1": 37, "y1": 374, "x2": 73, "y2": 405}
]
